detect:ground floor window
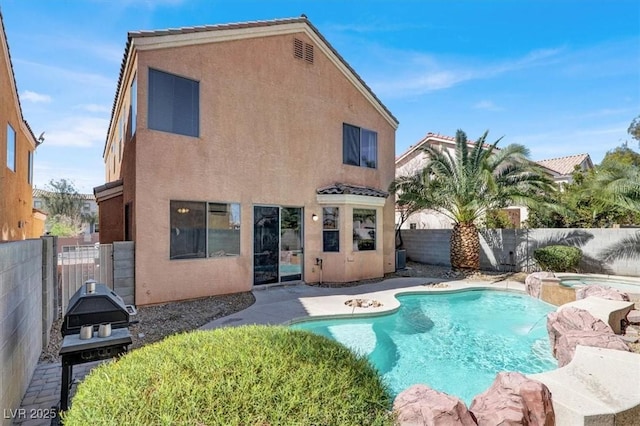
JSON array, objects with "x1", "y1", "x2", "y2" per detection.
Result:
[
  {"x1": 170, "y1": 200, "x2": 240, "y2": 259},
  {"x1": 322, "y1": 207, "x2": 339, "y2": 252},
  {"x1": 353, "y1": 208, "x2": 376, "y2": 251}
]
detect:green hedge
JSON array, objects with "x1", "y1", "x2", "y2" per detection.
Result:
[
  {"x1": 63, "y1": 325, "x2": 393, "y2": 426},
  {"x1": 533, "y1": 245, "x2": 582, "y2": 272}
]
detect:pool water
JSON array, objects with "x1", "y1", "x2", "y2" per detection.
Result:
[
  {"x1": 291, "y1": 291, "x2": 557, "y2": 404},
  {"x1": 561, "y1": 277, "x2": 640, "y2": 295}
]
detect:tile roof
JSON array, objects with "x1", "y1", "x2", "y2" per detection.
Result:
[
  {"x1": 536, "y1": 153, "x2": 593, "y2": 176},
  {"x1": 316, "y1": 183, "x2": 389, "y2": 198},
  {"x1": 33, "y1": 188, "x2": 96, "y2": 200},
  {"x1": 105, "y1": 15, "x2": 398, "y2": 156},
  {"x1": 396, "y1": 132, "x2": 498, "y2": 163}
]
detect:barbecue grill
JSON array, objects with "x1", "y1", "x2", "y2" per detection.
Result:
[
  {"x1": 58, "y1": 280, "x2": 136, "y2": 412},
  {"x1": 62, "y1": 280, "x2": 136, "y2": 336}
]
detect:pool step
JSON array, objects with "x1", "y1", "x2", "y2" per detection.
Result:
[
  {"x1": 558, "y1": 297, "x2": 635, "y2": 334},
  {"x1": 529, "y1": 346, "x2": 640, "y2": 426}
]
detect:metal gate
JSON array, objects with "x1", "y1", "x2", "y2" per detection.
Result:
[{"x1": 60, "y1": 244, "x2": 113, "y2": 313}]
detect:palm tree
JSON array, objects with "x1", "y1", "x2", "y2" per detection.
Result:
[
  {"x1": 390, "y1": 129, "x2": 555, "y2": 270},
  {"x1": 589, "y1": 163, "x2": 640, "y2": 213}
]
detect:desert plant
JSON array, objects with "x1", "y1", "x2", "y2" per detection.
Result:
[
  {"x1": 533, "y1": 245, "x2": 582, "y2": 272},
  {"x1": 63, "y1": 325, "x2": 393, "y2": 426}
]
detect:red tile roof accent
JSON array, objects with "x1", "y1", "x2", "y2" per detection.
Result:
[
  {"x1": 536, "y1": 153, "x2": 592, "y2": 175},
  {"x1": 317, "y1": 183, "x2": 389, "y2": 198}
]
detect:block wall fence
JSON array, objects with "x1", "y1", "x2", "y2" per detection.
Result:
[{"x1": 400, "y1": 228, "x2": 640, "y2": 277}]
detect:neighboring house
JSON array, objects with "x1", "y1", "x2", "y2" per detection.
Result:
[
  {"x1": 32, "y1": 188, "x2": 99, "y2": 236},
  {"x1": 536, "y1": 153, "x2": 594, "y2": 186},
  {"x1": 95, "y1": 16, "x2": 398, "y2": 306},
  {"x1": 394, "y1": 132, "x2": 527, "y2": 229},
  {"x1": 394, "y1": 133, "x2": 592, "y2": 230},
  {"x1": 0, "y1": 12, "x2": 44, "y2": 241}
]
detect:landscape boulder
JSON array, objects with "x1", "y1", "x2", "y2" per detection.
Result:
[
  {"x1": 469, "y1": 372, "x2": 554, "y2": 426},
  {"x1": 555, "y1": 330, "x2": 631, "y2": 367},
  {"x1": 546, "y1": 307, "x2": 612, "y2": 358},
  {"x1": 575, "y1": 285, "x2": 630, "y2": 302},
  {"x1": 393, "y1": 384, "x2": 477, "y2": 426},
  {"x1": 525, "y1": 271, "x2": 555, "y2": 299}
]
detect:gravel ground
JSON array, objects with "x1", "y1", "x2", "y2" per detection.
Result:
[
  {"x1": 40, "y1": 291, "x2": 255, "y2": 363},
  {"x1": 39, "y1": 262, "x2": 638, "y2": 362}
]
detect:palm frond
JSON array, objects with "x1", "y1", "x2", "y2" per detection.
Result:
[{"x1": 598, "y1": 231, "x2": 640, "y2": 262}]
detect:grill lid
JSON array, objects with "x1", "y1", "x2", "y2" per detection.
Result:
[{"x1": 62, "y1": 281, "x2": 134, "y2": 336}]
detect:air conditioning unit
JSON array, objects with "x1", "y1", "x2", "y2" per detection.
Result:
[{"x1": 396, "y1": 249, "x2": 406, "y2": 271}]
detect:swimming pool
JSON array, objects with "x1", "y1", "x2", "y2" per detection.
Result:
[
  {"x1": 559, "y1": 276, "x2": 640, "y2": 295},
  {"x1": 291, "y1": 290, "x2": 557, "y2": 404}
]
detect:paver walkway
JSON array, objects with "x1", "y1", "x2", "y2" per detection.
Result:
[{"x1": 11, "y1": 361, "x2": 104, "y2": 426}]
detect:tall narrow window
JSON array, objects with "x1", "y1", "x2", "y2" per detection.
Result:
[
  {"x1": 208, "y1": 202, "x2": 241, "y2": 257},
  {"x1": 322, "y1": 207, "x2": 339, "y2": 252},
  {"x1": 148, "y1": 68, "x2": 199, "y2": 137},
  {"x1": 353, "y1": 209, "x2": 376, "y2": 251},
  {"x1": 6, "y1": 124, "x2": 16, "y2": 171},
  {"x1": 130, "y1": 74, "x2": 137, "y2": 137},
  {"x1": 27, "y1": 151, "x2": 33, "y2": 184},
  {"x1": 342, "y1": 123, "x2": 377, "y2": 168}
]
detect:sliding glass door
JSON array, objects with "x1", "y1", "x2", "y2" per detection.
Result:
[
  {"x1": 253, "y1": 206, "x2": 303, "y2": 285},
  {"x1": 280, "y1": 207, "x2": 302, "y2": 282}
]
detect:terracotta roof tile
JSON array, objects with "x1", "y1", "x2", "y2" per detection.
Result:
[
  {"x1": 317, "y1": 183, "x2": 388, "y2": 198},
  {"x1": 536, "y1": 153, "x2": 592, "y2": 175}
]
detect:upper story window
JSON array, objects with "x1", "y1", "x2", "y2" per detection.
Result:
[
  {"x1": 6, "y1": 124, "x2": 16, "y2": 172},
  {"x1": 343, "y1": 123, "x2": 377, "y2": 168},
  {"x1": 148, "y1": 68, "x2": 199, "y2": 138}
]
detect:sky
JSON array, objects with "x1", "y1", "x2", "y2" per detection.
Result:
[{"x1": 1, "y1": 0, "x2": 639, "y2": 193}]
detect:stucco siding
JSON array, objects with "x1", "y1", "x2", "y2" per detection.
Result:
[
  {"x1": 0, "y1": 25, "x2": 36, "y2": 242},
  {"x1": 128, "y1": 31, "x2": 395, "y2": 304}
]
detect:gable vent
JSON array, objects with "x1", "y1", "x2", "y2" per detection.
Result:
[
  {"x1": 293, "y1": 38, "x2": 314, "y2": 64},
  {"x1": 304, "y1": 43, "x2": 314, "y2": 63},
  {"x1": 293, "y1": 38, "x2": 304, "y2": 59}
]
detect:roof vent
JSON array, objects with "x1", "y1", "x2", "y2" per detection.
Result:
[{"x1": 293, "y1": 38, "x2": 314, "y2": 64}]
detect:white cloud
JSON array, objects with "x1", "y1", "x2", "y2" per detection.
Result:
[
  {"x1": 370, "y1": 46, "x2": 565, "y2": 97},
  {"x1": 21, "y1": 90, "x2": 52, "y2": 103},
  {"x1": 14, "y1": 59, "x2": 115, "y2": 91},
  {"x1": 33, "y1": 160, "x2": 105, "y2": 194},
  {"x1": 473, "y1": 100, "x2": 503, "y2": 111},
  {"x1": 42, "y1": 117, "x2": 109, "y2": 148},
  {"x1": 76, "y1": 104, "x2": 111, "y2": 113},
  {"x1": 513, "y1": 122, "x2": 629, "y2": 164}
]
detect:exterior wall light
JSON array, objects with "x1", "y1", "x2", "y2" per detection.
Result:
[
  {"x1": 177, "y1": 208, "x2": 190, "y2": 214},
  {"x1": 312, "y1": 213, "x2": 319, "y2": 222}
]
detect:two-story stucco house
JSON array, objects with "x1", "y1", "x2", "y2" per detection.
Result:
[
  {"x1": 0, "y1": 12, "x2": 44, "y2": 241},
  {"x1": 95, "y1": 16, "x2": 398, "y2": 306}
]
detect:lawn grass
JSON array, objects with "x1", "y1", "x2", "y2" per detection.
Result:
[{"x1": 63, "y1": 325, "x2": 393, "y2": 425}]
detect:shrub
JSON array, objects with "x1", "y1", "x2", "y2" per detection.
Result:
[
  {"x1": 63, "y1": 325, "x2": 393, "y2": 426},
  {"x1": 533, "y1": 245, "x2": 582, "y2": 272}
]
